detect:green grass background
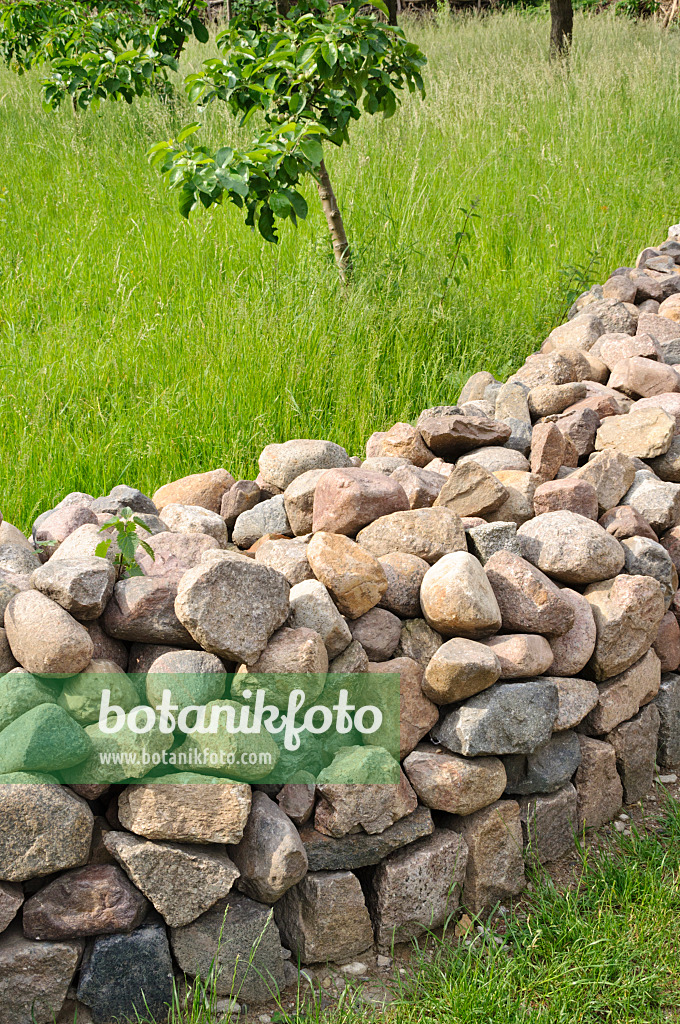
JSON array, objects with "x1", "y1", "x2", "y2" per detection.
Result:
[{"x1": 1, "y1": 11, "x2": 679, "y2": 530}]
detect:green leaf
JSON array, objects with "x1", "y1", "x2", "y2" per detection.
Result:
[
  {"x1": 95, "y1": 539, "x2": 112, "y2": 558},
  {"x1": 191, "y1": 15, "x2": 210, "y2": 44},
  {"x1": 178, "y1": 185, "x2": 198, "y2": 219},
  {"x1": 258, "y1": 204, "x2": 278, "y2": 243},
  {"x1": 300, "y1": 138, "x2": 323, "y2": 166},
  {"x1": 215, "y1": 146, "x2": 234, "y2": 167},
  {"x1": 177, "y1": 122, "x2": 201, "y2": 143},
  {"x1": 270, "y1": 192, "x2": 291, "y2": 218},
  {"x1": 288, "y1": 190, "x2": 308, "y2": 220}
]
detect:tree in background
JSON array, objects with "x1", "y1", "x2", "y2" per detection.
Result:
[
  {"x1": 0, "y1": 0, "x2": 425, "y2": 283},
  {"x1": 549, "y1": 0, "x2": 573, "y2": 56}
]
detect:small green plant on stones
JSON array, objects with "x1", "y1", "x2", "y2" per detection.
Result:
[{"x1": 95, "y1": 506, "x2": 155, "y2": 580}]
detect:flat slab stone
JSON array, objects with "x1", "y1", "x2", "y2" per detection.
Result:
[{"x1": 299, "y1": 805, "x2": 434, "y2": 871}]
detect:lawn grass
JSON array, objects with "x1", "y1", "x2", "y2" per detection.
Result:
[{"x1": 0, "y1": 11, "x2": 679, "y2": 530}]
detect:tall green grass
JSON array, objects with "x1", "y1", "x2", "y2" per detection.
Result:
[{"x1": 0, "y1": 12, "x2": 679, "y2": 530}]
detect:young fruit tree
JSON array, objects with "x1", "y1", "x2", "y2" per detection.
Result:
[
  {"x1": 150, "y1": 0, "x2": 427, "y2": 282},
  {"x1": 0, "y1": 0, "x2": 426, "y2": 284}
]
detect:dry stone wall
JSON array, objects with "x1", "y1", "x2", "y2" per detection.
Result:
[{"x1": 1, "y1": 225, "x2": 680, "y2": 1023}]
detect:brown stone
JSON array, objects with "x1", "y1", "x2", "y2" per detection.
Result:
[
  {"x1": 349, "y1": 608, "x2": 401, "y2": 662},
  {"x1": 574, "y1": 736, "x2": 623, "y2": 828},
  {"x1": 446, "y1": 800, "x2": 525, "y2": 914},
  {"x1": 153, "y1": 469, "x2": 235, "y2": 513},
  {"x1": 403, "y1": 745, "x2": 506, "y2": 815},
  {"x1": 530, "y1": 422, "x2": 566, "y2": 481},
  {"x1": 4, "y1": 591, "x2": 94, "y2": 677},
  {"x1": 311, "y1": 468, "x2": 409, "y2": 535},
  {"x1": 547, "y1": 588, "x2": 597, "y2": 677},
  {"x1": 599, "y1": 505, "x2": 658, "y2": 541},
  {"x1": 117, "y1": 779, "x2": 252, "y2": 844},
  {"x1": 102, "y1": 576, "x2": 195, "y2": 646},
  {"x1": 605, "y1": 704, "x2": 660, "y2": 805},
  {"x1": 608, "y1": 356, "x2": 680, "y2": 399},
  {"x1": 533, "y1": 478, "x2": 598, "y2": 520},
  {"x1": 584, "y1": 648, "x2": 661, "y2": 734},
  {"x1": 0, "y1": 784, "x2": 93, "y2": 883},
  {"x1": 367, "y1": 829, "x2": 469, "y2": 946},
  {"x1": 420, "y1": 551, "x2": 502, "y2": 639},
  {"x1": 528, "y1": 382, "x2": 587, "y2": 419},
  {"x1": 422, "y1": 637, "x2": 501, "y2": 702},
  {"x1": 484, "y1": 551, "x2": 574, "y2": 637},
  {"x1": 549, "y1": 676, "x2": 599, "y2": 730},
  {"x1": 632, "y1": 393, "x2": 680, "y2": 432},
  {"x1": 584, "y1": 574, "x2": 666, "y2": 680},
  {"x1": 34, "y1": 505, "x2": 98, "y2": 554},
  {"x1": 314, "y1": 764, "x2": 417, "y2": 839},
  {"x1": 518, "y1": 784, "x2": 578, "y2": 864},
  {"x1": 638, "y1": 311, "x2": 680, "y2": 344},
  {"x1": 417, "y1": 415, "x2": 512, "y2": 458},
  {"x1": 274, "y1": 871, "x2": 373, "y2": 965},
  {"x1": 598, "y1": 332, "x2": 661, "y2": 369},
  {"x1": 356, "y1": 507, "x2": 466, "y2": 564},
  {"x1": 595, "y1": 407, "x2": 675, "y2": 459},
  {"x1": 0, "y1": 882, "x2": 22, "y2": 934},
  {"x1": 486, "y1": 471, "x2": 539, "y2": 525},
  {"x1": 518, "y1": 509, "x2": 625, "y2": 585},
  {"x1": 376, "y1": 422, "x2": 433, "y2": 467},
  {"x1": 307, "y1": 531, "x2": 387, "y2": 619},
  {"x1": 282, "y1": 469, "x2": 324, "y2": 536},
  {"x1": 433, "y1": 462, "x2": 508, "y2": 517},
  {"x1": 22, "y1": 865, "x2": 148, "y2": 940},
  {"x1": 254, "y1": 538, "x2": 313, "y2": 586},
  {"x1": 228, "y1": 792, "x2": 308, "y2": 904},
  {"x1": 220, "y1": 480, "x2": 261, "y2": 530},
  {"x1": 482, "y1": 633, "x2": 553, "y2": 679},
  {"x1": 544, "y1": 314, "x2": 605, "y2": 353},
  {"x1": 135, "y1": 531, "x2": 220, "y2": 580},
  {"x1": 390, "y1": 465, "x2": 445, "y2": 509},
  {"x1": 570, "y1": 451, "x2": 637, "y2": 515},
  {"x1": 377, "y1": 551, "x2": 429, "y2": 617},
  {"x1": 0, "y1": 928, "x2": 84, "y2": 1024},
  {"x1": 259, "y1": 439, "x2": 350, "y2": 491},
  {"x1": 512, "y1": 352, "x2": 578, "y2": 389},
  {"x1": 276, "y1": 783, "x2": 316, "y2": 827},
  {"x1": 368, "y1": 657, "x2": 439, "y2": 758},
  {"x1": 653, "y1": 610, "x2": 680, "y2": 672}
]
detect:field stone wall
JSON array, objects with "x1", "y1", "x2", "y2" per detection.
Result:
[{"x1": 1, "y1": 223, "x2": 680, "y2": 1022}]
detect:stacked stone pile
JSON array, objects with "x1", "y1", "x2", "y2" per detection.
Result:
[{"x1": 1, "y1": 226, "x2": 680, "y2": 1023}]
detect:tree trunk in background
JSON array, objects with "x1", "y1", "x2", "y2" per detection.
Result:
[
  {"x1": 385, "y1": 0, "x2": 398, "y2": 25},
  {"x1": 550, "y1": 0, "x2": 573, "y2": 57},
  {"x1": 317, "y1": 160, "x2": 353, "y2": 285}
]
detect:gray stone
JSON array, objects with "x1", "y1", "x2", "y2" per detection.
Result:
[
  {"x1": 390, "y1": 465, "x2": 445, "y2": 509},
  {"x1": 0, "y1": 668, "x2": 58, "y2": 734},
  {"x1": 175, "y1": 555, "x2": 289, "y2": 664},
  {"x1": 445, "y1": 800, "x2": 525, "y2": 914},
  {"x1": 255, "y1": 538, "x2": 313, "y2": 586},
  {"x1": 288, "y1": 578, "x2": 352, "y2": 659},
  {"x1": 77, "y1": 916, "x2": 173, "y2": 1024},
  {"x1": 547, "y1": 588, "x2": 597, "y2": 677},
  {"x1": 518, "y1": 784, "x2": 578, "y2": 864},
  {"x1": 584, "y1": 574, "x2": 666, "y2": 680},
  {"x1": 377, "y1": 551, "x2": 429, "y2": 618},
  {"x1": 502, "y1": 731, "x2": 581, "y2": 796},
  {"x1": 135, "y1": 531, "x2": 220, "y2": 581},
  {"x1": 394, "y1": 618, "x2": 443, "y2": 668},
  {"x1": 368, "y1": 829, "x2": 468, "y2": 946},
  {"x1": 466, "y1": 521, "x2": 520, "y2": 565},
  {"x1": 457, "y1": 446, "x2": 530, "y2": 473},
  {"x1": 517, "y1": 511, "x2": 625, "y2": 585},
  {"x1": 228, "y1": 792, "x2": 308, "y2": 904},
  {"x1": 159, "y1": 504, "x2": 229, "y2": 546},
  {"x1": 0, "y1": 545, "x2": 40, "y2": 575},
  {"x1": 0, "y1": 882, "x2": 22, "y2": 934},
  {"x1": 584, "y1": 648, "x2": 661, "y2": 734},
  {"x1": 104, "y1": 831, "x2": 239, "y2": 928},
  {"x1": 654, "y1": 672, "x2": 680, "y2": 767},
  {"x1": 622, "y1": 470, "x2": 680, "y2": 533},
  {"x1": 549, "y1": 676, "x2": 599, "y2": 730},
  {"x1": 0, "y1": 704, "x2": 93, "y2": 775},
  {"x1": 172, "y1": 893, "x2": 286, "y2": 1000},
  {"x1": 621, "y1": 535, "x2": 677, "y2": 608},
  {"x1": 0, "y1": 927, "x2": 83, "y2": 1024},
  {"x1": 348, "y1": 607, "x2": 401, "y2": 662},
  {"x1": 0, "y1": 782, "x2": 93, "y2": 881},
  {"x1": 315, "y1": 753, "x2": 417, "y2": 838},
  {"x1": 328, "y1": 638, "x2": 369, "y2": 673},
  {"x1": 432, "y1": 680, "x2": 558, "y2": 757},
  {"x1": 605, "y1": 703, "x2": 660, "y2": 805},
  {"x1": 299, "y1": 805, "x2": 434, "y2": 871},
  {"x1": 145, "y1": 648, "x2": 227, "y2": 711},
  {"x1": 232, "y1": 495, "x2": 293, "y2": 548},
  {"x1": 274, "y1": 871, "x2": 373, "y2": 966},
  {"x1": 259, "y1": 439, "x2": 350, "y2": 490},
  {"x1": 356, "y1": 507, "x2": 466, "y2": 565}
]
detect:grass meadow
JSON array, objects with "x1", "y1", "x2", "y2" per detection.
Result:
[{"x1": 0, "y1": 11, "x2": 679, "y2": 530}]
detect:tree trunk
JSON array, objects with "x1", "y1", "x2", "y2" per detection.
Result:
[
  {"x1": 549, "y1": 0, "x2": 573, "y2": 58},
  {"x1": 317, "y1": 160, "x2": 352, "y2": 284},
  {"x1": 385, "y1": 0, "x2": 398, "y2": 25}
]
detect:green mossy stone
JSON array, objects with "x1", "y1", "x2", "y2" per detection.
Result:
[
  {"x1": 58, "y1": 669, "x2": 140, "y2": 725},
  {"x1": 316, "y1": 744, "x2": 400, "y2": 785},
  {"x1": 0, "y1": 704, "x2": 93, "y2": 774},
  {"x1": 0, "y1": 669, "x2": 59, "y2": 733}
]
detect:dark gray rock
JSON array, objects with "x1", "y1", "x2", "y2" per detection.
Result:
[
  {"x1": 518, "y1": 784, "x2": 578, "y2": 863},
  {"x1": 77, "y1": 916, "x2": 173, "y2": 1024},
  {"x1": 432, "y1": 680, "x2": 558, "y2": 757},
  {"x1": 654, "y1": 672, "x2": 680, "y2": 767},
  {"x1": 299, "y1": 805, "x2": 434, "y2": 871},
  {"x1": 503, "y1": 730, "x2": 581, "y2": 795},
  {"x1": 171, "y1": 894, "x2": 286, "y2": 1002},
  {"x1": 605, "y1": 703, "x2": 660, "y2": 805},
  {"x1": 466, "y1": 521, "x2": 520, "y2": 565}
]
